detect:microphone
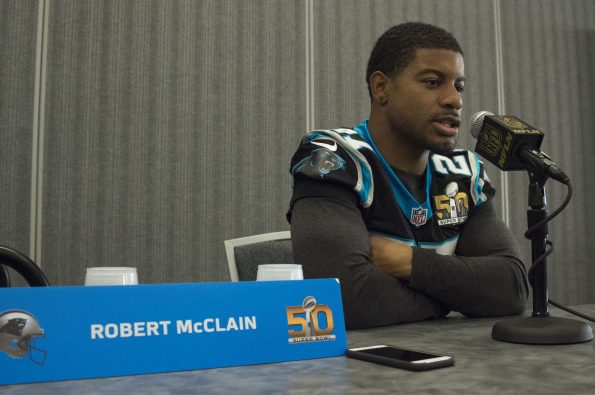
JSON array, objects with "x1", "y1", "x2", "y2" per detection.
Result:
[
  {"x1": 472, "y1": 113, "x2": 588, "y2": 345},
  {"x1": 470, "y1": 111, "x2": 569, "y2": 184}
]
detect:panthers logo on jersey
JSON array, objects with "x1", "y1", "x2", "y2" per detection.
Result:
[{"x1": 292, "y1": 147, "x2": 346, "y2": 179}]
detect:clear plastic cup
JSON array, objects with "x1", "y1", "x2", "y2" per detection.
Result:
[
  {"x1": 85, "y1": 267, "x2": 138, "y2": 286},
  {"x1": 256, "y1": 264, "x2": 303, "y2": 281}
]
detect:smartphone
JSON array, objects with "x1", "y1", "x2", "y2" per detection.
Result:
[{"x1": 347, "y1": 345, "x2": 454, "y2": 371}]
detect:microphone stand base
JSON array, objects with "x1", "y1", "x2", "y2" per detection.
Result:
[{"x1": 492, "y1": 316, "x2": 593, "y2": 345}]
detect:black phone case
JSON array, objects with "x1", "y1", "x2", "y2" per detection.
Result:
[{"x1": 346, "y1": 348, "x2": 454, "y2": 371}]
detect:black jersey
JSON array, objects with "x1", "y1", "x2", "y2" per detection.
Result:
[{"x1": 289, "y1": 120, "x2": 495, "y2": 255}]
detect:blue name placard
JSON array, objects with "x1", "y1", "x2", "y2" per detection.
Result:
[{"x1": 0, "y1": 279, "x2": 346, "y2": 385}]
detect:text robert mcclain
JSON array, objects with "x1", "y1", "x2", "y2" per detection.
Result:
[{"x1": 90, "y1": 316, "x2": 257, "y2": 339}]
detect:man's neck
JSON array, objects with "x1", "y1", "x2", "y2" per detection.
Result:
[{"x1": 367, "y1": 114, "x2": 428, "y2": 175}]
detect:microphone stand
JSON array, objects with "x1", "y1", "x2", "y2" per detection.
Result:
[{"x1": 491, "y1": 172, "x2": 592, "y2": 344}]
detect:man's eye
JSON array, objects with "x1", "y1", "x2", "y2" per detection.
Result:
[
  {"x1": 424, "y1": 80, "x2": 440, "y2": 87},
  {"x1": 456, "y1": 84, "x2": 465, "y2": 93}
]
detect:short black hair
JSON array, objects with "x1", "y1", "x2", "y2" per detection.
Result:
[{"x1": 366, "y1": 22, "x2": 463, "y2": 96}]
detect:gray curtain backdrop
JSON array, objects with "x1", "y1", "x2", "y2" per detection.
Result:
[
  {"x1": 1, "y1": 0, "x2": 594, "y2": 307},
  {"x1": 0, "y1": 0, "x2": 38, "y2": 285}
]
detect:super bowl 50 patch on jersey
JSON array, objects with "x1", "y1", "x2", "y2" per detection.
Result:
[{"x1": 433, "y1": 181, "x2": 470, "y2": 226}]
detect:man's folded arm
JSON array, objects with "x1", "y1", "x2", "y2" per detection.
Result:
[
  {"x1": 290, "y1": 196, "x2": 448, "y2": 330},
  {"x1": 407, "y1": 200, "x2": 529, "y2": 317}
]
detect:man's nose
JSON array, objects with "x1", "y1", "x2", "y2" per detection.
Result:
[{"x1": 440, "y1": 85, "x2": 463, "y2": 110}]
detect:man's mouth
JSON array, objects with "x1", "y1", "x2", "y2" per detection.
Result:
[{"x1": 432, "y1": 115, "x2": 461, "y2": 136}]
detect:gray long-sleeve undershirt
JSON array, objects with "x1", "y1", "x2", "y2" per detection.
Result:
[{"x1": 290, "y1": 192, "x2": 529, "y2": 330}]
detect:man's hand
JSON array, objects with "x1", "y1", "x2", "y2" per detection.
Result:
[{"x1": 369, "y1": 234, "x2": 413, "y2": 279}]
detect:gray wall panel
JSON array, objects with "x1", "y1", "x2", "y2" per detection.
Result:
[
  {"x1": 312, "y1": 0, "x2": 506, "y2": 214},
  {"x1": 501, "y1": 0, "x2": 595, "y2": 304},
  {"x1": 0, "y1": 0, "x2": 37, "y2": 250},
  {"x1": 0, "y1": 0, "x2": 38, "y2": 285},
  {"x1": 42, "y1": 0, "x2": 306, "y2": 285}
]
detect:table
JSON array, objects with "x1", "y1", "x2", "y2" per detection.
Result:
[{"x1": 2, "y1": 306, "x2": 595, "y2": 394}]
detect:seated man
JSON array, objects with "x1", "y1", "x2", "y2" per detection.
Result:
[{"x1": 287, "y1": 22, "x2": 528, "y2": 329}]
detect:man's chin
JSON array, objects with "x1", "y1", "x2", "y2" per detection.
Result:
[{"x1": 430, "y1": 140, "x2": 457, "y2": 154}]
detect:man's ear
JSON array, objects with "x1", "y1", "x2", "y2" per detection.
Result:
[{"x1": 369, "y1": 71, "x2": 390, "y2": 105}]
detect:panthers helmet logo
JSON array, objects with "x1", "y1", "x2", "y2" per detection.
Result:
[{"x1": 0, "y1": 310, "x2": 46, "y2": 365}]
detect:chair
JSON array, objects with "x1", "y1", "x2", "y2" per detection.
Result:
[
  {"x1": 224, "y1": 231, "x2": 292, "y2": 281},
  {"x1": 0, "y1": 245, "x2": 50, "y2": 287}
]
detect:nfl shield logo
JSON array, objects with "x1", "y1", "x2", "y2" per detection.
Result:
[{"x1": 410, "y1": 207, "x2": 428, "y2": 227}]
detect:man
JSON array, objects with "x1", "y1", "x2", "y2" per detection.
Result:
[{"x1": 287, "y1": 22, "x2": 528, "y2": 329}]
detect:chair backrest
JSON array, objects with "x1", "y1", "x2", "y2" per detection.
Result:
[
  {"x1": 224, "y1": 231, "x2": 292, "y2": 281},
  {"x1": 0, "y1": 245, "x2": 50, "y2": 287}
]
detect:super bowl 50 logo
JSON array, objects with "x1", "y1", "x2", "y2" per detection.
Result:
[
  {"x1": 286, "y1": 296, "x2": 336, "y2": 343},
  {"x1": 434, "y1": 182, "x2": 469, "y2": 226}
]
